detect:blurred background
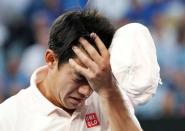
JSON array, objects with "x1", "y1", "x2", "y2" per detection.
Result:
[{"x1": 0, "y1": 0, "x2": 185, "y2": 130}]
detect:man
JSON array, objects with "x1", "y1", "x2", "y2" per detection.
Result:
[{"x1": 0, "y1": 10, "x2": 143, "y2": 131}]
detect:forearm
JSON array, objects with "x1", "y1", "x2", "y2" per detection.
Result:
[{"x1": 100, "y1": 86, "x2": 140, "y2": 131}]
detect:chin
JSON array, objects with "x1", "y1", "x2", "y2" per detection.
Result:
[
  {"x1": 65, "y1": 105, "x2": 75, "y2": 110},
  {"x1": 64, "y1": 102, "x2": 78, "y2": 110}
]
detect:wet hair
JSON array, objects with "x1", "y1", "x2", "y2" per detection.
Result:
[{"x1": 48, "y1": 10, "x2": 115, "y2": 67}]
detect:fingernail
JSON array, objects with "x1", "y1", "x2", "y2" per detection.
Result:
[
  {"x1": 90, "y1": 32, "x2": 97, "y2": 40},
  {"x1": 79, "y1": 37, "x2": 83, "y2": 41},
  {"x1": 72, "y1": 46, "x2": 77, "y2": 50},
  {"x1": 69, "y1": 58, "x2": 74, "y2": 65},
  {"x1": 69, "y1": 58, "x2": 72, "y2": 63},
  {"x1": 79, "y1": 37, "x2": 85, "y2": 43}
]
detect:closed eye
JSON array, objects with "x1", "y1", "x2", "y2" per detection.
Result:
[{"x1": 74, "y1": 74, "x2": 87, "y2": 84}]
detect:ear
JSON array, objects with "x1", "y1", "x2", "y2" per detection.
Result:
[{"x1": 44, "y1": 49, "x2": 58, "y2": 69}]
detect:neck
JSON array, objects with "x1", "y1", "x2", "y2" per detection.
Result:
[{"x1": 37, "y1": 77, "x2": 58, "y2": 106}]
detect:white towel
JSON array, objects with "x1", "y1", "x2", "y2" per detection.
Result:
[{"x1": 109, "y1": 23, "x2": 161, "y2": 106}]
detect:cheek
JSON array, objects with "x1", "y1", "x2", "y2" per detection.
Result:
[
  {"x1": 58, "y1": 81, "x2": 77, "y2": 99},
  {"x1": 58, "y1": 84, "x2": 78, "y2": 108}
]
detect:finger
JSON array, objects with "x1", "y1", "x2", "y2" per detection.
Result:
[
  {"x1": 72, "y1": 46, "x2": 98, "y2": 71},
  {"x1": 79, "y1": 37, "x2": 102, "y2": 65},
  {"x1": 69, "y1": 58, "x2": 92, "y2": 78},
  {"x1": 90, "y1": 33, "x2": 109, "y2": 57}
]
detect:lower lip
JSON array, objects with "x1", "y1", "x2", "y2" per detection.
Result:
[{"x1": 69, "y1": 97, "x2": 82, "y2": 105}]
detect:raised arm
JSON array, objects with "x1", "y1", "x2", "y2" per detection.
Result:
[{"x1": 69, "y1": 33, "x2": 141, "y2": 131}]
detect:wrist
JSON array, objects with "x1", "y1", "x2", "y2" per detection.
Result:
[
  {"x1": 98, "y1": 83, "x2": 122, "y2": 100},
  {"x1": 97, "y1": 74, "x2": 122, "y2": 100}
]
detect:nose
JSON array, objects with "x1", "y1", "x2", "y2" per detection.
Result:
[{"x1": 78, "y1": 85, "x2": 92, "y2": 98}]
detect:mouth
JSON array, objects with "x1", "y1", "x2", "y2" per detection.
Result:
[{"x1": 69, "y1": 97, "x2": 85, "y2": 105}]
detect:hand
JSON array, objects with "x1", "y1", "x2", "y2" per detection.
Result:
[{"x1": 69, "y1": 33, "x2": 116, "y2": 96}]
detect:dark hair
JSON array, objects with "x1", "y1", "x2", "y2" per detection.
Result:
[{"x1": 48, "y1": 10, "x2": 115, "y2": 67}]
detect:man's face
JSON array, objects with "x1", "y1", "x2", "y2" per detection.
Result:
[{"x1": 50, "y1": 58, "x2": 93, "y2": 110}]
